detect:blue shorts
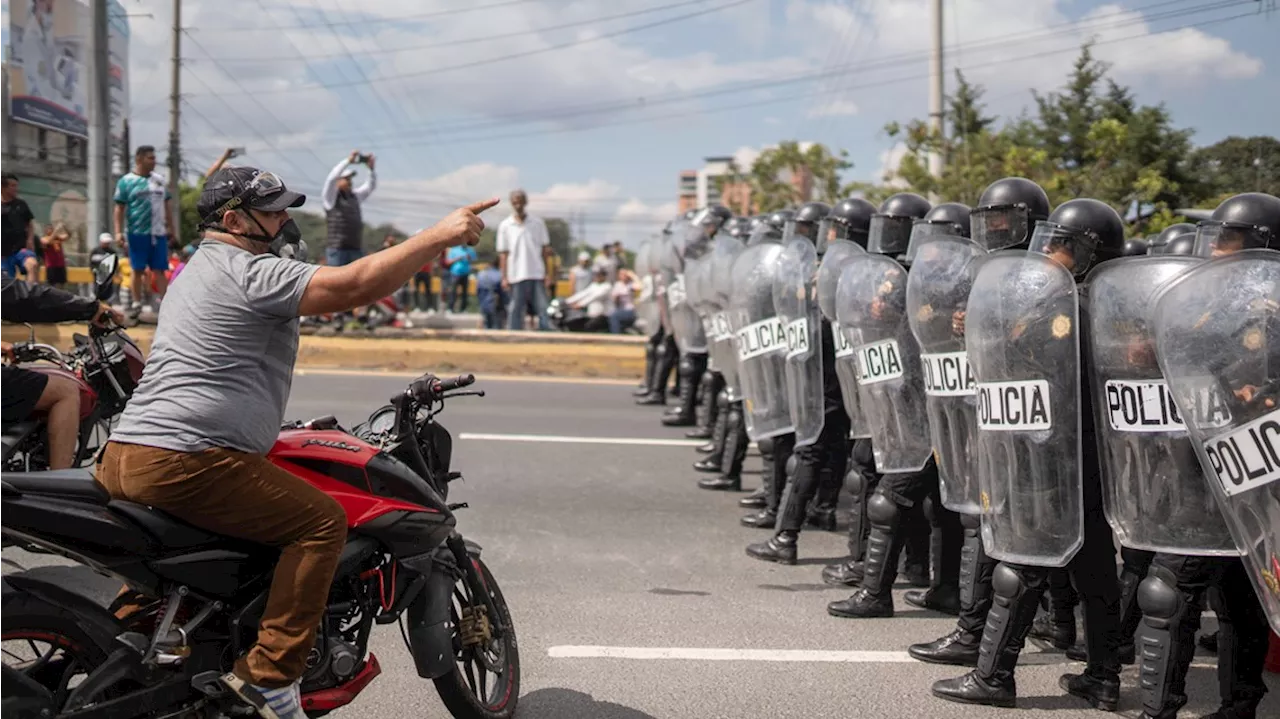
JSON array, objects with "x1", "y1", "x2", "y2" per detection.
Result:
[
  {"x1": 1, "y1": 249, "x2": 37, "y2": 278},
  {"x1": 127, "y1": 233, "x2": 170, "y2": 271}
]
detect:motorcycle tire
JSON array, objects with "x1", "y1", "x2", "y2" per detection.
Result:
[
  {"x1": 2, "y1": 589, "x2": 118, "y2": 714},
  {"x1": 432, "y1": 557, "x2": 520, "y2": 719}
]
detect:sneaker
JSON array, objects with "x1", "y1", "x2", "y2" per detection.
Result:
[{"x1": 222, "y1": 673, "x2": 307, "y2": 719}]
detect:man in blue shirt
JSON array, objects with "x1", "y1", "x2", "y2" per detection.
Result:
[
  {"x1": 444, "y1": 244, "x2": 477, "y2": 312},
  {"x1": 113, "y1": 145, "x2": 175, "y2": 312},
  {"x1": 475, "y1": 264, "x2": 507, "y2": 330}
]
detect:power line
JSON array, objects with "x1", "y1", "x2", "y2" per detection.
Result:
[
  {"x1": 206, "y1": 0, "x2": 717, "y2": 63},
  {"x1": 187, "y1": 0, "x2": 759, "y2": 97},
  {"x1": 195, "y1": 0, "x2": 544, "y2": 33},
  {"x1": 269, "y1": 0, "x2": 1254, "y2": 146}
]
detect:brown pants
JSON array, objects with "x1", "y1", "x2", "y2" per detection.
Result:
[{"x1": 96, "y1": 441, "x2": 347, "y2": 688}]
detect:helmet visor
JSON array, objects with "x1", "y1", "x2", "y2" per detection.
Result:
[
  {"x1": 867, "y1": 214, "x2": 914, "y2": 256},
  {"x1": 904, "y1": 220, "x2": 966, "y2": 265},
  {"x1": 1192, "y1": 221, "x2": 1274, "y2": 258},
  {"x1": 970, "y1": 204, "x2": 1031, "y2": 252},
  {"x1": 783, "y1": 219, "x2": 819, "y2": 247},
  {"x1": 817, "y1": 218, "x2": 867, "y2": 254},
  {"x1": 747, "y1": 221, "x2": 782, "y2": 245},
  {"x1": 1028, "y1": 221, "x2": 1098, "y2": 277}
]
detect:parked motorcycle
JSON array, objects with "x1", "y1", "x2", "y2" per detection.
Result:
[
  {"x1": 2, "y1": 255, "x2": 143, "y2": 471},
  {"x1": 1, "y1": 372, "x2": 520, "y2": 719}
]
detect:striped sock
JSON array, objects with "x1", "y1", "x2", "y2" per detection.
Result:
[{"x1": 257, "y1": 683, "x2": 306, "y2": 719}]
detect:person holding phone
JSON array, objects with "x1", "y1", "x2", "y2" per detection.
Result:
[{"x1": 321, "y1": 150, "x2": 378, "y2": 267}]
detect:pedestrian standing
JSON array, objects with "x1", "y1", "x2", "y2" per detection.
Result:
[
  {"x1": 40, "y1": 223, "x2": 68, "y2": 288},
  {"x1": 113, "y1": 145, "x2": 176, "y2": 314},
  {"x1": 496, "y1": 189, "x2": 553, "y2": 330},
  {"x1": 3, "y1": 172, "x2": 39, "y2": 279},
  {"x1": 445, "y1": 243, "x2": 477, "y2": 312},
  {"x1": 321, "y1": 151, "x2": 376, "y2": 267}
]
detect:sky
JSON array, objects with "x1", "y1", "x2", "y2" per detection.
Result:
[{"x1": 3, "y1": 0, "x2": 1277, "y2": 246}]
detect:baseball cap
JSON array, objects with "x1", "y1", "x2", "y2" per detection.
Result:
[
  {"x1": 341, "y1": 168, "x2": 358, "y2": 179},
  {"x1": 198, "y1": 166, "x2": 306, "y2": 225},
  {"x1": 578, "y1": 251, "x2": 591, "y2": 262},
  {"x1": 98, "y1": 232, "x2": 113, "y2": 245}
]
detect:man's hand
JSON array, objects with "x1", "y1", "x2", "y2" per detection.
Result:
[
  {"x1": 951, "y1": 310, "x2": 966, "y2": 337},
  {"x1": 501, "y1": 276, "x2": 510, "y2": 292},
  {"x1": 92, "y1": 303, "x2": 125, "y2": 328},
  {"x1": 348, "y1": 150, "x2": 360, "y2": 164},
  {"x1": 438, "y1": 198, "x2": 499, "y2": 247},
  {"x1": 115, "y1": 233, "x2": 127, "y2": 249},
  {"x1": 366, "y1": 154, "x2": 376, "y2": 170},
  {"x1": 2, "y1": 342, "x2": 13, "y2": 363}
]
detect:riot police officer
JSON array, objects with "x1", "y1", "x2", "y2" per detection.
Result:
[
  {"x1": 637, "y1": 211, "x2": 698, "y2": 406},
  {"x1": 933, "y1": 198, "x2": 1126, "y2": 709},
  {"x1": 1136, "y1": 192, "x2": 1280, "y2": 719},
  {"x1": 907, "y1": 175, "x2": 1052, "y2": 665},
  {"x1": 661, "y1": 204, "x2": 734, "y2": 427},
  {"x1": 824, "y1": 192, "x2": 950, "y2": 616},
  {"x1": 1147, "y1": 222, "x2": 1197, "y2": 254}
]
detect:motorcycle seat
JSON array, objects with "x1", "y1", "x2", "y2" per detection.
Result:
[
  {"x1": 2, "y1": 420, "x2": 41, "y2": 458},
  {"x1": 2, "y1": 469, "x2": 109, "y2": 504},
  {"x1": 108, "y1": 501, "x2": 237, "y2": 550}
]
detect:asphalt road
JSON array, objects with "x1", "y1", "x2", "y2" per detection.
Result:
[{"x1": 4, "y1": 372, "x2": 1274, "y2": 719}]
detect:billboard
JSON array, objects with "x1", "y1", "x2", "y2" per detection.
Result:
[{"x1": 7, "y1": 0, "x2": 130, "y2": 140}]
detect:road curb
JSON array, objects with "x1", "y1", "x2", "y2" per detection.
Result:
[{"x1": 3, "y1": 324, "x2": 645, "y2": 379}]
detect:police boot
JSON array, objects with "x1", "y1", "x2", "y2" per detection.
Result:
[
  {"x1": 634, "y1": 334, "x2": 660, "y2": 396},
  {"x1": 910, "y1": 514, "x2": 995, "y2": 666},
  {"x1": 1136, "y1": 566, "x2": 1196, "y2": 719},
  {"x1": 1060, "y1": 574, "x2": 1122, "y2": 712},
  {"x1": 636, "y1": 340, "x2": 676, "y2": 405},
  {"x1": 1059, "y1": 671, "x2": 1120, "y2": 713},
  {"x1": 901, "y1": 507, "x2": 932, "y2": 589},
  {"x1": 824, "y1": 462, "x2": 871, "y2": 586},
  {"x1": 662, "y1": 352, "x2": 705, "y2": 426},
  {"x1": 741, "y1": 440, "x2": 791, "y2": 528},
  {"x1": 931, "y1": 564, "x2": 1043, "y2": 708},
  {"x1": 1194, "y1": 699, "x2": 1262, "y2": 719},
  {"x1": 695, "y1": 440, "x2": 716, "y2": 454},
  {"x1": 699, "y1": 403, "x2": 746, "y2": 492},
  {"x1": 822, "y1": 560, "x2": 864, "y2": 587},
  {"x1": 804, "y1": 466, "x2": 840, "y2": 531},
  {"x1": 906, "y1": 498, "x2": 962, "y2": 615},
  {"x1": 827, "y1": 493, "x2": 902, "y2": 619},
  {"x1": 738, "y1": 487, "x2": 766, "y2": 509},
  {"x1": 746, "y1": 530, "x2": 797, "y2": 565},
  {"x1": 1029, "y1": 570, "x2": 1078, "y2": 650},
  {"x1": 910, "y1": 628, "x2": 981, "y2": 667},
  {"x1": 686, "y1": 371, "x2": 724, "y2": 439},
  {"x1": 1069, "y1": 553, "x2": 1147, "y2": 665},
  {"x1": 693, "y1": 391, "x2": 728, "y2": 473}
]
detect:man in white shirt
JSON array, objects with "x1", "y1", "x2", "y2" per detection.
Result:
[
  {"x1": 570, "y1": 251, "x2": 593, "y2": 295},
  {"x1": 565, "y1": 267, "x2": 614, "y2": 332},
  {"x1": 496, "y1": 189, "x2": 553, "y2": 330}
]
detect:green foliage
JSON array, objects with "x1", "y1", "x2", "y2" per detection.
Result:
[
  {"x1": 866, "y1": 45, "x2": 1274, "y2": 228},
  {"x1": 716, "y1": 140, "x2": 853, "y2": 212}
]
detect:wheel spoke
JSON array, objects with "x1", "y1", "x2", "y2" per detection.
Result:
[{"x1": 478, "y1": 661, "x2": 489, "y2": 703}]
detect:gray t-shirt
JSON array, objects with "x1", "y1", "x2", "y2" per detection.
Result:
[{"x1": 111, "y1": 241, "x2": 319, "y2": 454}]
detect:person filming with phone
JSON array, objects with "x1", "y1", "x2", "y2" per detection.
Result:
[{"x1": 322, "y1": 150, "x2": 377, "y2": 267}]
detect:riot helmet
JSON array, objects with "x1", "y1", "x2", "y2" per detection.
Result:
[
  {"x1": 1027, "y1": 198, "x2": 1125, "y2": 277},
  {"x1": 1192, "y1": 192, "x2": 1280, "y2": 257},
  {"x1": 1122, "y1": 238, "x2": 1148, "y2": 257},
  {"x1": 692, "y1": 203, "x2": 734, "y2": 234},
  {"x1": 785, "y1": 202, "x2": 831, "y2": 248},
  {"x1": 1164, "y1": 233, "x2": 1197, "y2": 256},
  {"x1": 749, "y1": 209, "x2": 794, "y2": 245},
  {"x1": 969, "y1": 176, "x2": 1051, "y2": 252},
  {"x1": 724, "y1": 216, "x2": 753, "y2": 239},
  {"x1": 1147, "y1": 222, "x2": 1196, "y2": 254},
  {"x1": 903, "y1": 202, "x2": 972, "y2": 266},
  {"x1": 819, "y1": 197, "x2": 876, "y2": 251},
  {"x1": 868, "y1": 192, "x2": 931, "y2": 258}
]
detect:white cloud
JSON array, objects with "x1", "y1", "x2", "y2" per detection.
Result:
[
  {"x1": 875, "y1": 142, "x2": 910, "y2": 189},
  {"x1": 807, "y1": 98, "x2": 859, "y2": 118},
  {"x1": 531, "y1": 179, "x2": 621, "y2": 210},
  {"x1": 612, "y1": 198, "x2": 680, "y2": 249}
]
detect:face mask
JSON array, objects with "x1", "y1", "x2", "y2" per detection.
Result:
[{"x1": 233, "y1": 214, "x2": 303, "y2": 258}]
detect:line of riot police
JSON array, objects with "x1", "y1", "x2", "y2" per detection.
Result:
[{"x1": 627, "y1": 186, "x2": 1280, "y2": 718}]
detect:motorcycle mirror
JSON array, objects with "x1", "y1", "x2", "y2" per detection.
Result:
[{"x1": 94, "y1": 254, "x2": 119, "y2": 301}]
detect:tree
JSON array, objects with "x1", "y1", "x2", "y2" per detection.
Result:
[
  {"x1": 1186, "y1": 136, "x2": 1280, "y2": 199},
  {"x1": 716, "y1": 141, "x2": 853, "y2": 212}
]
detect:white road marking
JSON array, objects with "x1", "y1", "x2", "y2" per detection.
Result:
[
  {"x1": 547, "y1": 646, "x2": 1218, "y2": 668},
  {"x1": 294, "y1": 368, "x2": 635, "y2": 386},
  {"x1": 458, "y1": 433, "x2": 705, "y2": 447}
]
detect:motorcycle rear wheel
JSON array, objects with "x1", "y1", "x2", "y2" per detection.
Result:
[
  {"x1": 2, "y1": 591, "x2": 116, "y2": 714},
  {"x1": 432, "y1": 557, "x2": 520, "y2": 719}
]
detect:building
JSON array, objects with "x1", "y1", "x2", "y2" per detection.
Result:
[
  {"x1": 2, "y1": 0, "x2": 130, "y2": 262},
  {"x1": 678, "y1": 153, "x2": 816, "y2": 215}
]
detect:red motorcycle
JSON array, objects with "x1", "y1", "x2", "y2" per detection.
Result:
[
  {"x1": 1, "y1": 373, "x2": 520, "y2": 719},
  {"x1": 2, "y1": 258, "x2": 144, "y2": 471}
]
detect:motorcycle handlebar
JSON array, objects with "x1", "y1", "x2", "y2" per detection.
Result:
[
  {"x1": 408, "y1": 373, "x2": 476, "y2": 404},
  {"x1": 435, "y1": 374, "x2": 476, "y2": 394}
]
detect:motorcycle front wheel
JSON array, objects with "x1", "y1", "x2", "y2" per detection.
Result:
[{"x1": 432, "y1": 557, "x2": 520, "y2": 719}]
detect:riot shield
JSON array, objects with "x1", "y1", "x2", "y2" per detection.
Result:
[
  {"x1": 906, "y1": 235, "x2": 985, "y2": 514},
  {"x1": 1153, "y1": 249, "x2": 1280, "y2": 633},
  {"x1": 665, "y1": 225, "x2": 712, "y2": 353},
  {"x1": 836, "y1": 252, "x2": 933, "y2": 473},
  {"x1": 817, "y1": 239, "x2": 871, "y2": 438},
  {"x1": 966, "y1": 251, "x2": 1082, "y2": 567},
  {"x1": 731, "y1": 240, "x2": 792, "y2": 441},
  {"x1": 634, "y1": 239, "x2": 660, "y2": 332},
  {"x1": 1086, "y1": 256, "x2": 1238, "y2": 556},
  {"x1": 655, "y1": 234, "x2": 676, "y2": 336},
  {"x1": 774, "y1": 233, "x2": 825, "y2": 447},
  {"x1": 709, "y1": 234, "x2": 746, "y2": 401}
]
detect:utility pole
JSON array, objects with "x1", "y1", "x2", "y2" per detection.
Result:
[
  {"x1": 168, "y1": 0, "x2": 182, "y2": 245},
  {"x1": 927, "y1": 0, "x2": 945, "y2": 184},
  {"x1": 87, "y1": 0, "x2": 112, "y2": 250}
]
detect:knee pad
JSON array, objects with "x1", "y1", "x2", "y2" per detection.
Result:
[
  {"x1": 701, "y1": 369, "x2": 717, "y2": 385},
  {"x1": 844, "y1": 466, "x2": 865, "y2": 496},
  {"x1": 784, "y1": 454, "x2": 798, "y2": 479},
  {"x1": 866, "y1": 492, "x2": 900, "y2": 527},
  {"x1": 960, "y1": 512, "x2": 982, "y2": 531},
  {"x1": 1137, "y1": 567, "x2": 1181, "y2": 620},
  {"x1": 758, "y1": 437, "x2": 774, "y2": 456},
  {"x1": 678, "y1": 356, "x2": 695, "y2": 374},
  {"x1": 992, "y1": 563, "x2": 1027, "y2": 599},
  {"x1": 656, "y1": 343, "x2": 672, "y2": 360},
  {"x1": 716, "y1": 389, "x2": 729, "y2": 406}
]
